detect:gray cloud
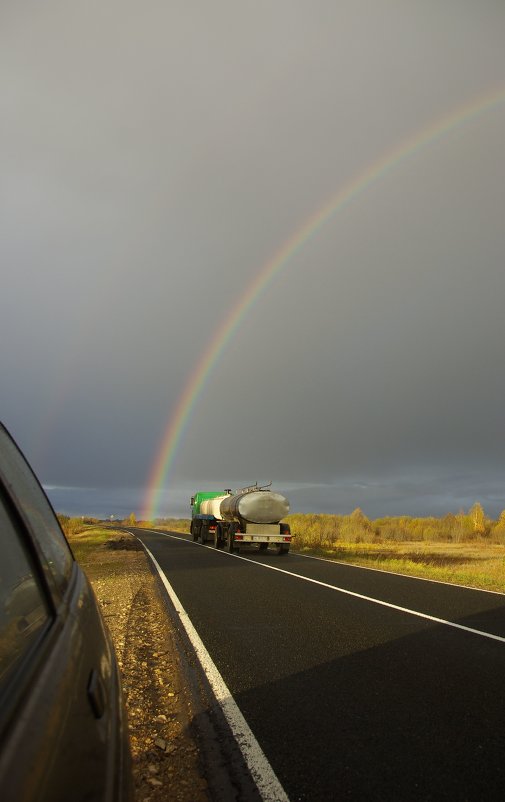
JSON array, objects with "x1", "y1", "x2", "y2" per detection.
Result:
[{"x1": 2, "y1": 1, "x2": 505, "y2": 518}]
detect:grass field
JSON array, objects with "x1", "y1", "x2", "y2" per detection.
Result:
[
  {"x1": 295, "y1": 541, "x2": 505, "y2": 593},
  {"x1": 65, "y1": 527, "x2": 132, "y2": 579}
]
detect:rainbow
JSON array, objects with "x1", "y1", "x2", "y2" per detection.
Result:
[{"x1": 142, "y1": 87, "x2": 505, "y2": 520}]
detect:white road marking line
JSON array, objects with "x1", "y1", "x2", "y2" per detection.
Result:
[
  {"x1": 142, "y1": 544, "x2": 290, "y2": 802},
  {"x1": 145, "y1": 531, "x2": 505, "y2": 645},
  {"x1": 296, "y1": 550, "x2": 505, "y2": 596}
]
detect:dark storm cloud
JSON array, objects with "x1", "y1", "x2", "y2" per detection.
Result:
[
  {"x1": 280, "y1": 469, "x2": 505, "y2": 520},
  {"x1": 2, "y1": 1, "x2": 505, "y2": 517}
]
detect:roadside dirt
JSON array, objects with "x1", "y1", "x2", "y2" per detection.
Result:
[{"x1": 79, "y1": 532, "x2": 209, "y2": 802}]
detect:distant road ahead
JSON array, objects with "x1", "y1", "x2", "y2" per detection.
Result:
[{"x1": 134, "y1": 529, "x2": 505, "y2": 801}]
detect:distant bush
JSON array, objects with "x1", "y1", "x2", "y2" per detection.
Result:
[
  {"x1": 492, "y1": 511, "x2": 505, "y2": 545},
  {"x1": 286, "y1": 504, "x2": 505, "y2": 548},
  {"x1": 58, "y1": 515, "x2": 99, "y2": 537}
]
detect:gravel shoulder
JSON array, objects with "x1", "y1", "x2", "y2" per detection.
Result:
[{"x1": 75, "y1": 531, "x2": 209, "y2": 802}]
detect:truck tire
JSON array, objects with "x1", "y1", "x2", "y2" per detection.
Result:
[
  {"x1": 192, "y1": 521, "x2": 200, "y2": 542},
  {"x1": 214, "y1": 525, "x2": 222, "y2": 549},
  {"x1": 276, "y1": 545, "x2": 290, "y2": 555},
  {"x1": 200, "y1": 522, "x2": 208, "y2": 543},
  {"x1": 226, "y1": 523, "x2": 236, "y2": 553},
  {"x1": 258, "y1": 543, "x2": 268, "y2": 551}
]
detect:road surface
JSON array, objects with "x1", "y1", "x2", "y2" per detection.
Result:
[{"x1": 133, "y1": 529, "x2": 505, "y2": 801}]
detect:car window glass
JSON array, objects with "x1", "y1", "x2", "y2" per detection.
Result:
[
  {"x1": 0, "y1": 490, "x2": 50, "y2": 685},
  {"x1": 0, "y1": 429, "x2": 73, "y2": 596}
]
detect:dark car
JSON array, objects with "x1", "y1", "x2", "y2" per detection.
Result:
[{"x1": 0, "y1": 423, "x2": 132, "y2": 801}]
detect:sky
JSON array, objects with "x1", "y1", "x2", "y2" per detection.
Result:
[{"x1": 2, "y1": 1, "x2": 505, "y2": 520}]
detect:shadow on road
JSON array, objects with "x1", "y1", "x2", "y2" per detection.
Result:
[{"x1": 229, "y1": 606, "x2": 505, "y2": 801}]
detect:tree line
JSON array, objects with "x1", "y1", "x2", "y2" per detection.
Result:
[
  {"x1": 58, "y1": 502, "x2": 505, "y2": 546},
  {"x1": 285, "y1": 503, "x2": 505, "y2": 547}
]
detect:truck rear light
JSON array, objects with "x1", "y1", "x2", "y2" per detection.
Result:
[
  {"x1": 235, "y1": 534, "x2": 244, "y2": 540},
  {"x1": 283, "y1": 536, "x2": 291, "y2": 542}
]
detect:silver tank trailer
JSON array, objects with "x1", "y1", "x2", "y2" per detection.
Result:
[
  {"x1": 199, "y1": 495, "x2": 230, "y2": 518},
  {"x1": 219, "y1": 490, "x2": 289, "y2": 525}
]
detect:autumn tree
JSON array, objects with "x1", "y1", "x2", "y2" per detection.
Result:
[
  {"x1": 350, "y1": 507, "x2": 370, "y2": 527},
  {"x1": 469, "y1": 502, "x2": 486, "y2": 536},
  {"x1": 493, "y1": 510, "x2": 505, "y2": 535}
]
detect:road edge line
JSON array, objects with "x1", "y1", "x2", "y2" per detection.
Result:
[
  {"x1": 143, "y1": 544, "x2": 290, "y2": 802},
  {"x1": 295, "y1": 551, "x2": 505, "y2": 596},
  {"x1": 144, "y1": 530, "x2": 505, "y2": 597}
]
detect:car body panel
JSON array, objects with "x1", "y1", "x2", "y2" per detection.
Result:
[{"x1": 0, "y1": 423, "x2": 132, "y2": 802}]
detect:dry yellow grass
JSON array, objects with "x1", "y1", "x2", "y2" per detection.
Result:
[
  {"x1": 295, "y1": 540, "x2": 505, "y2": 593},
  {"x1": 66, "y1": 527, "x2": 118, "y2": 566}
]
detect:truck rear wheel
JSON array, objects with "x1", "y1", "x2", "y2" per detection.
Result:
[
  {"x1": 226, "y1": 524, "x2": 236, "y2": 553},
  {"x1": 258, "y1": 543, "x2": 268, "y2": 551},
  {"x1": 214, "y1": 525, "x2": 222, "y2": 549},
  {"x1": 200, "y1": 523, "x2": 208, "y2": 543},
  {"x1": 276, "y1": 545, "x2": 290, "y2": 555}
]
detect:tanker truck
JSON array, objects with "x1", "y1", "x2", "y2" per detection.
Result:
[{"x1": 190, "y1": 483, "x2": 292, "y2": 554}]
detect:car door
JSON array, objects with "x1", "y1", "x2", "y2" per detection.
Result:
[{"x1": 0, "y1": 424, "x2": 132, "y2": 802}]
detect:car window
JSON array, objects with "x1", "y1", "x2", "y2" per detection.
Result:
[
  {"x1": 0, "y1": 427, "x2": 73, "y2": 597},
  {"x1": 0, "y1": 488, "x2": 50, "y2": 686}
]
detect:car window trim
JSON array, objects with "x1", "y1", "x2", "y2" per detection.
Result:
[
  {"x1": 0, "y1": 482, "x2": 64, "y2": 732},
  {"x1": 0, "y1": 477, "x2": 62, "y2": 609},
  {"x1": 0, "y1": 425, "x2": 74, "y2": 603}
]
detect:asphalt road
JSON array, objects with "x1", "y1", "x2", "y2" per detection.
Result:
[{"x1": 133, "y1": 530, "x2": 505, "y2": 801}]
